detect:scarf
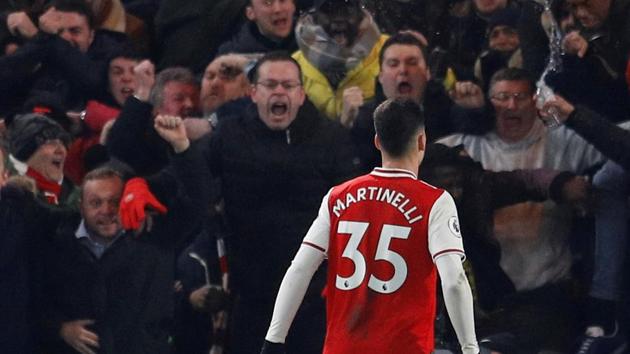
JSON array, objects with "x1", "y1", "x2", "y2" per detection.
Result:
[
  {"x1": 296, "y1": 9, "x2": 381, "y2": 87},
  {"x1": 26, "y1": 167, "x2": 61, "y2": 205}
]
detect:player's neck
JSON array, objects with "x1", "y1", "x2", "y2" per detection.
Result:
[{"x1": 381, "y1": 157, "x2": 419, "y2": 177}]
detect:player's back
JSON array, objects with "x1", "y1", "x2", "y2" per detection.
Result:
[{"x1": 323, "y1": 168, "x2": 449, "y2": 354}]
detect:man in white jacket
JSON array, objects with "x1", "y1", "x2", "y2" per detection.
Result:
[{"x1": 438, "y1": 67, "x2": 604, "y2": 352}]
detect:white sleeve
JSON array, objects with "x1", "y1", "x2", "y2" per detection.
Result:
[
  {"x1": 428, "y1": 191, "x2": 465, "y2": 262},
  {"x1": 436, "y1": 254, "x2": 479, "y2": 354},
  {"x1": 301, "y1": 190, "x2": 332, "y2": 254},
  {"x1": 264, "y1": 245, "x2": 326, "y2": 343},
  {"x1": 264, "y1": 192, "x2": 330, "y2": 343}
]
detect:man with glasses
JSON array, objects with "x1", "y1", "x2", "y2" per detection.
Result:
[
  {"x1": 437, "y1": 67, "x2": 605, "y2": 352},
  {"x1": 197, "y1": 51, "x2": 358, "y2": 354},
  {"x1": 115, "y1": 51, "x2": 358, "y2": 354}
]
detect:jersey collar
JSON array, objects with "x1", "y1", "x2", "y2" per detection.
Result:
[{"x1": 371, "y1": 167, "x2": 417, "y2": 179}]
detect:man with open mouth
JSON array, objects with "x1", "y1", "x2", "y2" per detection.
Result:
[
  {"x1": 436, "y1": 67, "x2": 609, "y2": 353},
  {"x1": 107, "y1": 64, "x2": 201, "y2": 176},
  {"x1": 293, "y1": 0, "x2": 389, "y2": 121},
  {"x1": 196, "y1": 51, "x2": 359, "y2": 354},
  {"x1": 351, "y1": 32, "x2": 485, "y2": 173},
  {"x1": 217, "y1": 0, "x2": 299, "y2": 57},
  {"x1": 8, "y1": 113, "x2": 77, "y2": 207}
]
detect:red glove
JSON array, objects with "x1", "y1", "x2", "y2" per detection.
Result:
[
  {"x1": 626, "y1": 59, "x2": 630, "y2": 90},
  {"x1": 119, "y1": 177, "x2": 167, "y2": 230},
  {"x1": 83, "y1": 100, "x2": 120, "y2": 133}
]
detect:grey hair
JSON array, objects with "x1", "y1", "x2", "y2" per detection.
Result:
[{"x1": 149, "y1": 67, "x2": 198, "y2": 108}]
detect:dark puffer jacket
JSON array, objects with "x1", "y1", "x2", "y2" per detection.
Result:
[
  {"x1": 217, "y1": 20, "x2": 298, "y2": 57},
  {"x1": 37, "y1": 146, "x2": 207, "y2": 354},
  {"x1": 201, "y1": 100, "x2": 359, "y2": 299}
]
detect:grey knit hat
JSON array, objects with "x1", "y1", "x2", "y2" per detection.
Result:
[{"x1": 9, "y1": 113, "x2": 71, "y2": 162}]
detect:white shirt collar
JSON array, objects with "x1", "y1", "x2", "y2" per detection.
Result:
[{"x1": 370, "y1": 167, "x2": 417, "y2": 179}]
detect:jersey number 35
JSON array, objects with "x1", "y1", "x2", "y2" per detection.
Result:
[{"x1": 336, "y1": 221, "x2": 410, "y2": 294}]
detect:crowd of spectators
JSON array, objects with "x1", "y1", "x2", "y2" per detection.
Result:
[{"x1": 1, "y1": 0, "x2": 629, "y2": 353}]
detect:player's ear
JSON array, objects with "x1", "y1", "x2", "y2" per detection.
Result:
[
  {"x1": 374, "y1": 134, "x2": 382, "y2": 151},
  {"x1": 417, "y1": 131, "x2": 426, "y2": 152}
]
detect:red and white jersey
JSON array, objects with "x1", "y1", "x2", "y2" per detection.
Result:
[{"x1": 302, "y1": 167, "x2": 465, "y2": 354}]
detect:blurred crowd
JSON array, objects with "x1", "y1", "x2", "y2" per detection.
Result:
[{"x1": 0, "y1": 0, "x2": 629, "y2": 353}]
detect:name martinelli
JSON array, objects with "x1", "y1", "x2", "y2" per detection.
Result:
[{"x1": 332, "y1": 187, "x2": 423, "y2": 224}]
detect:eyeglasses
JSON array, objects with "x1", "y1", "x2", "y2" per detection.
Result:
[
  {"x1": 256, "y1": 80, "x2": 302, "y2": 91},
  {"x1": 490, "y1": 92, "x2": 532, "y2": 102}
]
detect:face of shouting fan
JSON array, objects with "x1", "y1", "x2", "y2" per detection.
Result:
[
  {"x1": 251, "y1": 60, "x2": 305, "y2": 130},
  {"x1": 379, "y1": 44, "x2": 430, "y2": 104},
  {"x1": 246, "y1": 0, "x2": 296, "y2": 41}
]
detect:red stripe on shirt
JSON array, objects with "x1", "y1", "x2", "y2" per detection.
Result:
[
  {"x1": 303, "y1": 241, "x2": 326, "y2": 253},
  {"x1": 433, "y1": 248, "x2": 465, "y2": 260}
]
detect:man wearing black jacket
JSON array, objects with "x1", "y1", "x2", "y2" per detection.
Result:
[
  {"x1": 5, "y1": 115, "x2": 206, "y2": 354},
  {"x1": 0, "y1": 0, "x2": 129, "y2": 114},
  {"x1": 216, "y1": 0, "x2": 298, "y2": 57},
  {"x1": 201, "y1": 52, "x2": 358, "y2": 354},
  {"x1": 111, "y1": 51, "x2": 359, "y2": 354}
]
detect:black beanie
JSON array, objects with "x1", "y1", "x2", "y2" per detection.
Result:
[
  {"x1": 487, "y1": 7, "x2": 520, "y2": 33},
  {"x1": 9, "y1": 114, "x2": 71, "y2": 162}
]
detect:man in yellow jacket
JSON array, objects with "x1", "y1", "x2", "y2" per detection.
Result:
[{"x1": 293, "y1": 0, "x2": 387, "y2": 127}]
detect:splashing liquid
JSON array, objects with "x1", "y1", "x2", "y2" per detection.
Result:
[{"x1": 536, "y1": 0, "x2": 564, "y2": 128}]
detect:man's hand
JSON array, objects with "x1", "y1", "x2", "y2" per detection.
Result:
[
  {"x1": 260, "y1": 340, "x2": 286, "y2": 354},
  {"x1": 183, "y1": 118, "x2": 212, "y2": 141},
  {"x1": 563, "y1": 31, "x2": 589, "y2": 58},
  {"x1": 119, "y1": 178, "x2": 167, "y2": 231},
  {"x1": 133, "y1": 60, "x2": 155, "y2": 102},
  {"x1": 154, "y1": 115, "x2": 190, "y2": 153},
  {"x1": 540, "y1": 94, "x2": 575, "y2": 124},
  {"x1": 38, "y1": 7, "x2": 64, "y2": 35},
  {"x1": 561, "y1": 176, "x2": 593, "y2": 216},
  {"x1": 7, "y1": 12, "x2": 39, "y2": 39},
  {"x1": 189, "y1": 285, "x2": 210, "y2": 311},
  {"x1": 340, "y1": 86, "x2": 364, "y2": 128},
  {"x1": 449, "y1": 81, "x2": 485, "y2": 109},
  {"x1": 59, "y1": 319, "x2": 99, "y2": 354},
  {"x1": 189, "y1": 285, "x2": 230, "y2": 313}
]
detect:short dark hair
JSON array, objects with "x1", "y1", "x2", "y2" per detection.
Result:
[
  {"x1": 250, "y1": 51, "x2": 303, "y2": 84},
  {"x1": 488, "y1": 67, "x2": 535, "y2": 95},
  {"x1": 379, "y1": 32, "x2": 427, "y2": 67},
  {"x1": 107, "y1": 46, "x2": 142, "y2": 65},
  {"x1": 81, "y1": 166, "x2": 123, "y2": 193},
  {"x1": 50, "y1": 0, "x2": 95, "y2": 29},
  {"x1": 374, "y1": 98, "x2": 425, "y2": 158}
]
